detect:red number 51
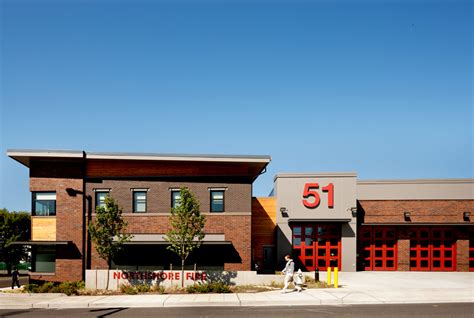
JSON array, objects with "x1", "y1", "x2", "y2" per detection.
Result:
[{"x1": 302, "y1": 183, "x2": 334, "y2": 209}]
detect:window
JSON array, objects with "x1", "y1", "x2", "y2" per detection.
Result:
[
  {"x1": 34, "y1": 246, "x2": 56, "y2": 273},
  {"x1": 95, "y1": 191, "x2": 108, "y2": 209},
  {"x1": 133, "y1": 191, "x2": 147, "y2": 213},
  {"x1": 171, "y1": 191, "x2": 181, "y2": 209},
  {"x1": 32, "y1": 192, "x2": 56, "y2": 216},
  {"x1": 210, "y1": 191, "x2": 224, "y2": 212}
]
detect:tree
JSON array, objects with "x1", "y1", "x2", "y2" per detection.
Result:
[
  {"x1": 88, "y1": 195, "x2": 131, "y2": 289},
  {"x1": 0, "y1": 208, "x2": 31, "y2": 274},
  {"x1": 165, "y1": 187, "x2": 206, "y2": 287}
]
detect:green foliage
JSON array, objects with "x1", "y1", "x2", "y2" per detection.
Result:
[
  {"x1": 120, "y1": 284, "x2": 138, "y2": 295},
  {"x1": 88, "y1": 196, "x2": 131, "y2": 265},
  {"x1": 23, "y1": 281, "x2": 85, "y2": 295},
  {"x1": 135, "y1": 283, "x2": 151, "y2": 293},
  {"x1": 186, "y1": 282, "x2": 231, "y2": 294},
  {"x1": 151, "y1": 284, "x2": 166, "y2": 294},
  {"x1": 39, "y1": 281, "x2": 57, "y2": 293},
  {"x1": 0, "y1": 208, "x2": 31, "y2": 274},
  {"x1": 57, "y1": 281, "x2": 85, "y2": 295},
  {"x1": 23, "y1": 283, "x2": 39, "y2": 293},
  {"x1": 165, "y1": 188, "x2": 206, "y2": 286}
]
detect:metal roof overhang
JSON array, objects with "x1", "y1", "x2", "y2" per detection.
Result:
[
  {"x1": 361, "y1": 223, "x2": 474, "y2": 226},
  {"x1": 288, "y1": 219, "x2": 352, "y2": 223},
  {"x1": 9, "y1": 241, "x2": 70, "y2": 246},
  {"x1": 122, "y1": 241, "x2": 232, "y2": 245}
]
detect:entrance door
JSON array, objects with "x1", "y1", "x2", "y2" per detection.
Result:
[
  {"x1": 291, "y1": 224, "x2": 341, "y2": 271},
  {"x1": 409, "y1": 227, "x2": 456, "y2": 271},
  {"x1": 358, "y1": 226, "x2": 397, "y2": 271},
  {"x1": 262, "y1": 246, "x2": 275, "y2": 272}
]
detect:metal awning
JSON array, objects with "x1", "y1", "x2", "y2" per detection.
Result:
[
  {"x1": 8, "y1": 241, "x2": 70, "y2": 246},
  {"x1": 361, "y1": 223, "x2": 473, "y2": 226},
  {"x1": 288, "y1": 219, "x2": 352, "y2": 223},
  {"x1": 123, "y1": 241, "x2": 232, "y2": 245}
]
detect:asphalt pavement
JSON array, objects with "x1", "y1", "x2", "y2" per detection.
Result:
[{"x1": 0, "y1": 303, "x2": 472, "y2": 318}]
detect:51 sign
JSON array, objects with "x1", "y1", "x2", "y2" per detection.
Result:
[{"x1": 302, "y1": 183, "x2": 334, "y2": 209}]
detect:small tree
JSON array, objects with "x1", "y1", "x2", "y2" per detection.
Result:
[
  {"x1": 165, "y1": 187, "x2": 206, "y2": 287},
  {"x1": 88, "y1": 195, "x2": 131, "y2": 289},
  {"x1": 0, "y1": 209, "x2": 31, "y2": 274}
]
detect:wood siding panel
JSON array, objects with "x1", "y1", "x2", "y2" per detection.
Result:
[
  {"x1": 251, "y1": 197, "x2": 276, "y2": 270},
  {"x1": 32, "y1": 217, "x2": 56, "y2": 241}
]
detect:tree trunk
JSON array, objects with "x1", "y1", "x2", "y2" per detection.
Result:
[
  {"x1": 105, "y1": 258, "x2": 110, "y2": 290},
  {"x1": 181, "y1": 259, "x2": 185, "y2": 288}
]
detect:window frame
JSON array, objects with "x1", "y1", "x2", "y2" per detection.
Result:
[
  {"x1": 95, "y1": 190, "x2": 109, "y2": 210},
  {"x1": 32, "y1": 191, "x2": 57, "y2": 216},
  {"x1": 32, "y1": 245, "x2": 56, "y2": 273},
  {"x1": 210, "y1": 190, "x2": 225, "y2": 213},
  {"x1": 132, "y1": 190, "x2": 148, "y2": 213},
  {"x1": 171, "y1": 190, "x2": 181, "y2": 209}
]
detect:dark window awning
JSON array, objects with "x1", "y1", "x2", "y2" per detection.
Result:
[
  {"x1": 8, "y1": 241, "x2": 70, "y2": 246},
  {"x1": 361, "y1": 223, "x2": 473, "y2": 226},
  {"x1": 288, "y1": 219, "x2": 352, "y2": 223},
  {"x1": 123, "y1": 241, "x2": 232, "y2": 246}
]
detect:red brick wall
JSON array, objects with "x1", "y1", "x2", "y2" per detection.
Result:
[
  {"x1": 359, "y1": 200, "x2": 473, "y2": 224},
  {"x1": 85, "y1": 180, "x2": 251, "y2": 213},
  {"x1": 30, "y1": 176, "x2": 84, "y2": 282},
  {"x1": 89, "y1": 209, "x2": 252, "y2": 271}
]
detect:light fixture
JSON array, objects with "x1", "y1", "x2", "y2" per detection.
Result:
[
  {"x1": 280, "y1": 207, "x2": 288, "y2": 217},
  {"x1": 404, "y1": 211, "x2": 411, "y2": 220},
  {"x1": 350, "y1": 207, "x2": 357, "y2": 217},
  {"x1": 463, "y1": 212, "x2": 471, "y2": 221}
]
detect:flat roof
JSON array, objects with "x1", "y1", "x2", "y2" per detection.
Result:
[
  {"x1": 274, "y1": 172, "x2": 357, "y2": 182},
  {"x1": 7, "y1": 149, "x2": 271, "y2": 168},
  {"x1": 357, "y1": 178, "x2": 474, "y2": 184}
]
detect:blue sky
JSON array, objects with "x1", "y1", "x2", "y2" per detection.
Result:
[{"x1": 1, "y1": 0, "x2": 472, "y2": 211}]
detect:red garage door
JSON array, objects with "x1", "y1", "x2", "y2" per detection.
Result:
[
  {"x1": 469, "y1": 228, "x2": 474, "y2": 272},
  {"x1": 409, "y1": 227, "x2": 456, "y2": 271},
  {"x1": 292, "y1": 224, "x2": 341, "y2": 271},
  {"x1": 359, "y1": 226, "x2": 397, "y2": 271}
]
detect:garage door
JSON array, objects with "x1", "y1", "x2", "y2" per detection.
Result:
[{"x1": 409, "y1": 227, "x2": 456, "y2": 271}]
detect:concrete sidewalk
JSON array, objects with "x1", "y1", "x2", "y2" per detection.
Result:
[{"x1": 0, "y1": 272, "x2": 472, "y2": 309}]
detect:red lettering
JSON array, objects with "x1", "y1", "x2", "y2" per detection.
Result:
[
  {"x1": 322, "y1": 183, "x2": 334, "y2": 208},
  {"x1": 175, "y1": 272, "x2": 180, "y2": 280},
  {"x1": 121, "y1": 273, "x2": 128, "y2": 279},
  {"x1": 201, "y1": 272, "x2": 207, "y2": 281},
  {"x1": 302, "y1": 183, "x2": 320, "y2": 208},
  {"x1": 186, "y1": 272, "x2": 194, "y2": 280},
  {"x1": 113, "y1": 272, "x2": 119, "y2": 279}
]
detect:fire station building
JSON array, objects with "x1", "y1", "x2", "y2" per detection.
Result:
[{"x1": 7, "y1": 149, "x2": 474, "y2": 282}]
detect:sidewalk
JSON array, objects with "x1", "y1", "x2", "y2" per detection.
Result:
[{"x1": 0, "y1": 272, "x2": 472, "y2": 309}]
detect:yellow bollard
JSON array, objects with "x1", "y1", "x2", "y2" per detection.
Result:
[
  {"x1": 327, "y1": 267, "x2": 331, "y2": 286},
  {"x1": 334, "y1": 267, "x2": 338, "y2": 288}
]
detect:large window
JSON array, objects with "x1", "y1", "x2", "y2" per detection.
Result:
[
  {"x1": 210, "y1": 191, "x2": 224, "y2": 212},
  {"x1": 32, "y1": 192, "x2": 56, "y2": 216},
  {"x1": 34, "y1": 245, "x2": 56, "y2": 273},
  {"x1": 95, "y1": 191, "x2": 108, "y2": 209},
  {"x1": 171, "y1": 191, "x2": 181, "y2": 209},
  {"x1": 133, "y1": 191, "x2": 147, "y2": 213}
]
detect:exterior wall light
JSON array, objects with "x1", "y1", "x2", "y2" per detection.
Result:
[
  {"x1": 280, "y1": 207, "x2": 288, "y2": 217},
  {"x1": 350, "y1": 207, "x2": 357, "y2": 217},
  {"x1": 463, "y1": 212, "x2": 471, "y2": 221},
  {"x1": 404, "y1": 211, "x2": 411, "y2": 221}
]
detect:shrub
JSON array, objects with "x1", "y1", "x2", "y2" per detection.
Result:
[
  {"x1": 186, "y1": 282, "x2": 231, "y2": 294},
  {"x1": 39, "y1": 282, "x2": 57, "y2": 293},
  {"x1": 57, "y1": 281, "x2": 85, "y2": 296},
  {"x1": 120, "y1": 284, "x2": 137, "y2": 295},
  {"x1": 135, "y1": 283, "x2": 151, "y2": 293},
  {"x1": 151, "y1": 284, "x2": 165, "y2": 294},
  {"x1": 23, "y1": 283, "x2": 39, "y2": 293}
]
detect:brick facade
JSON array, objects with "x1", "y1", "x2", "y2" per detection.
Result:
[
  {"x1": 29, "y1": 163, "x2": 85, "y2": 282},
  {"x1": 359, "y1": 200, "x2": 473, "y2": 272},
  {"x1": 86, "y1": 180, "x2": 252, "y2": 271}
]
